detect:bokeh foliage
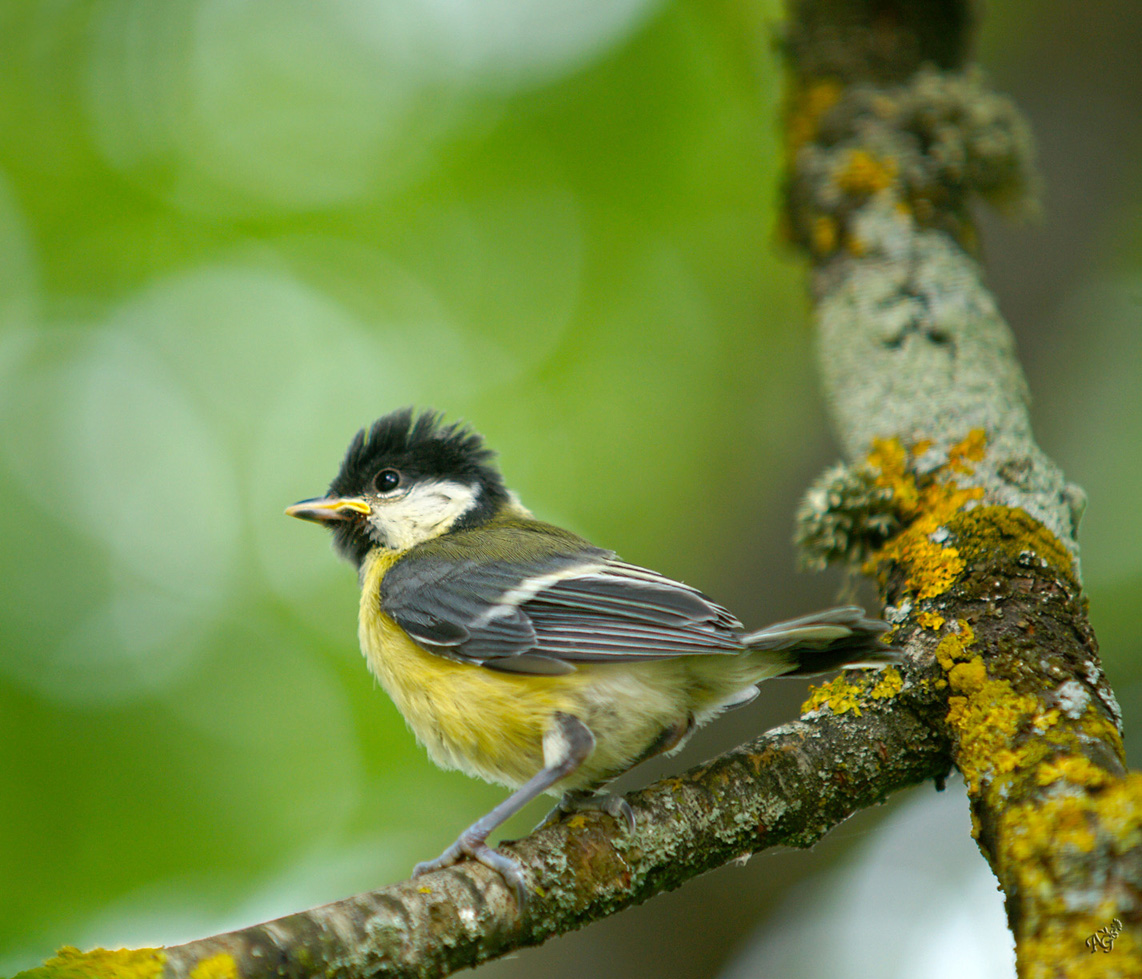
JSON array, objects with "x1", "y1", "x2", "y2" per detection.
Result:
[{"x1": 0, "y1": 0, "x2": 806, "y2": 964}]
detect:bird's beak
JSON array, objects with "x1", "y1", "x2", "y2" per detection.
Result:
[{"x1": 285, "y1": 496, "x2": 372, "y2": 523}]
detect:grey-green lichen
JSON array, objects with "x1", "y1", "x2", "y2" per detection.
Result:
[
  {"x1": 890, "y1": 66, "x2": 1039, "y2": 213},
  {"x1": 795, "y1": 459, "x2": 902, "y2": 571},
  {"x1": 787, "y1": 66, "x2": 1039, "y2": 258}
]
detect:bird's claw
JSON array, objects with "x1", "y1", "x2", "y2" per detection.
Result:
[
  {"x1": 538, "y1": 790, "x2": 636, "y2": 834},
  {"x1": 413, "y1": 833, "x2": 529, "y2": 909}
]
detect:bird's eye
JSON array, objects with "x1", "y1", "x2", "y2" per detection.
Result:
[{"x1": 374, "y1": 469, "x2": 402, "y2": 494}]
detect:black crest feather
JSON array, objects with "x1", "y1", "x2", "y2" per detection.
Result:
[{"x1": 330, "y1": 408, "x2": 505, "y2": 500}]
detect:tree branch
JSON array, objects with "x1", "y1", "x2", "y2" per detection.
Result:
[
  {"x1": 25, "y1": 697, "x2": 947, "y2": 979},
  {"x1": 785, "y1": 0, "x2": 1141, "y2": 974}
]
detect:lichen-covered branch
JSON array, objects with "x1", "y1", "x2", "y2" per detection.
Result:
[
  {"x1": 19, "y1": 698, "x2": 947, "y2": 979},
  {"x1": 785, "y1": 1, "x2": 1141, "y2": 975}
]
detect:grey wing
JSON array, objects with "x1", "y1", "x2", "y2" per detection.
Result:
[
  {"x1": 520, "y1": 561, "x2": 745, "y2": 664},
  {"x1": 380, "y1": 551, "x2": 747, "y2": 676},
  {"x1": 379, "y1": 545, "x2": 603, "y2": 671}
]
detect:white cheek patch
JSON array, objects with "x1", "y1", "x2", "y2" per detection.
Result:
[{"x1": 368, "y1": 480, "x2": 478, "y2": 550}]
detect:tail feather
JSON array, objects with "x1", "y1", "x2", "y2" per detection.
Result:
[{"x1": 742, "y1": 606, "x2": 900, "y2": 677}]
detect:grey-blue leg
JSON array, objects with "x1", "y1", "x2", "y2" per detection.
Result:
[{"x1": 412, "y1": 711, "x2": 595, "y2": 906}]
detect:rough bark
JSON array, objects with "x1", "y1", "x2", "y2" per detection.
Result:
[{"x1": 786, "y1": 1, "x2": 1141, "y2": 975}]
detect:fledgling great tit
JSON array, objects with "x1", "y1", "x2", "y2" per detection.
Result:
[{"x1": 287, "y1": 408, "x2": 897, "y2": 903}]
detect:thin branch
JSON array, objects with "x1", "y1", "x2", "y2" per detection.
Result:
[{"x1": 24, "y1": 697, "x2": 947, "y2": 979}]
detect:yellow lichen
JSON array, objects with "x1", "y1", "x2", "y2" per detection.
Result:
[
  {"x1": 934, "y1": 626, "x2": 1054, "y2": 799},
  {"x1": 874, "y1": 483, "x2": 982, "y2": 600},
  {"x1": 950, "y1": 505, "x2": 1076, "y2": 582},
  {"x1": 801, "y1": 667, "x2": 901, "y2": 717},
  {"x1": 823, "y1": 433, "x2": 1134, "y2": 963},
  {"x1": 16, "y1": 948, "x2": 165, "y2": 979},
  {"x1": 1005, "y1": 794, "x2": 1095, "y2": 862},
  {"x1": 939, "y1": 612, "x2": 1128, "y2": 878},
  {"x1": 947, "y1": 658, "x2": 987, "y2": 695},
  {"x1": 811, "y1": 214, "x2": 838, "y2": 255},
  {"x1": 947, "y1": 428, "x2": 987, "y2": 473},
  {"x1": 868, "y1": 666, "x2": 903, "y2": 700},
  {"x1": 956, "y1": 620, "x2": 975, "y2": 647},
  {"x1": 993, "y1": 746, "x2": 1030, "y2": 778},
  {"x1": 785, "y1": 77, "x2": 843, "y2": 159},
  {"x1": 801, "y1": 674, "x2": 867, "y2": 717},
  {"x1": 1002, "y1": 773, "x2": 1142, "y2": 870},
  {"x1": 1097, "y1": 774, "x2": 1142, "y2": 843},
  {"x1": 863, "y1": 436, "x2": 986, "y2": 601},
  {"x1": 189, "y1": 953, "x2": 239, "y2": 979},
  {"x1": 866, "y1": 438, "x2": 919, "y2": 515},
  {"x1": 948, "y1": 678, "x2": 1043, "y2": 798},
  {"x1": 934, "y1": 635, "x2": 960, "y2": 673},
  {"x1": 1035, "y1": 755, "x2": 1114, "y2": 790},
  {"x1": 916, "y1": 610, "x2": 945, "y2": 631},
  {"x1": 835, "y1": 148, "x2": 898, "y2": 195},
  {"x1": 1079, "y1": 708, "x2": 1126, "y2": 760}
]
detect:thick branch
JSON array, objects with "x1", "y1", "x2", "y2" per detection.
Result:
[{"x1": 785, "y1": 0, "x2": 1142, "y2": 974}]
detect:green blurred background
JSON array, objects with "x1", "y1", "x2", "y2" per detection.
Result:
[{"x1": 1, "y1": 2, "x2": 1140, "y2": 976}]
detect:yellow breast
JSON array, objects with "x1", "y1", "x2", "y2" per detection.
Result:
[{"x1": 357, "y1": 549, "x2": 588, "y2": 788}]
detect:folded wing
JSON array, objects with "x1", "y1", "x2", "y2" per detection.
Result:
[{"x1": 379, "y1": 528, "x2": 747, "y2": 676}]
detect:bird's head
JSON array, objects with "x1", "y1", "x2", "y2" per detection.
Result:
[{"x1": 286, "y1": 408, "x2": 509, "y2": 567}]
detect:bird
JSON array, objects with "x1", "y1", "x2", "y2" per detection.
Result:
[{"x1": 286, "y1": 408, "x2": 898, "y2": 903}]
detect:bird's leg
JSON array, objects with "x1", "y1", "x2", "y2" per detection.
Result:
[
  {"x1": 538, "y1": 715, "x2": 693, "y2": 833},
  {"x1": 412, "y1": 711, "x2": 594, "y2": 906}
]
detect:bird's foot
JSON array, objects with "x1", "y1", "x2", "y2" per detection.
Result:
[
  {"x1": 537, "y1": 789, "x2": 636, "y2": 833},
  {"x1": 412, "y1": 831, "x2": 529, "y2": 908}
]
